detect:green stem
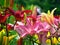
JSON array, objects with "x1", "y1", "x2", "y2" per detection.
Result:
[
  {"x1": 5, "y1": 14, "x2": 10, "y2": 37},
  {"x1": 4, "y1": 0, "x2": 6, "y2": 7},
  {"x1": 6, "y1": 24, "x2": 8, "y2": 37},
  {"x1": 51, "y1": 37, "x2": 53, "y2": 45}
]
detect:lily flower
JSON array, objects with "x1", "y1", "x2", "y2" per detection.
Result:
[
  {"x1": 14, "y1": 18, "x2": 50, "y2": 38},
  {"x1": 40, "y1": 8, "x2": 60, "y2": 34},
  {"x1": 41, "y1": 8, "x2": 57, "y2": 25},
  {"x1": 7, "y1": 23, "x2": 14, "y2": 31},
  {"x1": 7, "y1": 7, "x2": 32, "y2": 21},
  {"x1": 0, "y1": 14, "x2": 10, "y2": 23}
]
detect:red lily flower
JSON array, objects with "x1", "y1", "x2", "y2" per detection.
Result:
[
  {"x1": 7, "y1": 8, "x2": 32, "y2": 21},
  {"x1": 27, "y1": 15, "x2": 37, "y2": 23},
  {"x1": 0, "y1": 14, "x2": 10, "y2": 23},
  {"x1": 7, "y1": 24, "x2": 14, "y2": 31},
  {"x1": 26, "y1": 6, "x2": 39, "y2": 23},
  {"x1": 21, "y1": 10, "x2": 32, "y2": 14}
]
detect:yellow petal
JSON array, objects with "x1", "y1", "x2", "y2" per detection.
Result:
[
  {"x1": 36, "y1": 40, "x2": 40, "y2": 43},
  {"x1": 53, "y1": 37, "x2": 58, "y2": 44},
  {"x1": 24, "y1": 13, "x2": 27, "y2": 25},
  {"x1": 22, "y1": 6, "x2": 25, "y2": 11},
  {"x1": 32, "y1": 6, "x2": 37, "y2": 16},
  {"x1": 1, "y1": 29, "x2": 5, "y2": 33},
  {"x1": 34, "y1": 34, "x2": 38, "y2": 39},
  {"x1": 2, "y1": 36, "x2": 8, "y2": 45},
  {"x1": 50, "y1": 8, "x2": 57, "y2": 23},
  {"x1": 47, "y1": 10, "x2": 51, "y2": 15},
  {"x1": 41, "y1": 13, "x2": 51, "y2": 25},
  {"x1": 47, "y1": 32, "x2": 50, "y2": 37},
  {"x1": 46, "y1": 39, "x2": 51, "y2": 44},
  {"x1": 58, "y1": 37, "x2": 60, "y2": 42}
]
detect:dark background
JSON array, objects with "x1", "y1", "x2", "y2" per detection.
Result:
[
  {"x1": 0, "y1": 0, "x2": 60, "y2": 15},
  {"x1": 15, "y1": 0, "x2": 60, "y2": 15}
]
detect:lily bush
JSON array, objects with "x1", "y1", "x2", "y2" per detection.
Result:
[{"x1": 0, "y1": 6, "x2": 60, "y2": 45}]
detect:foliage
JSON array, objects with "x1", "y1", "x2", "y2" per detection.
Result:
[{"x1": 14, "y1": 0, "x2": 60, "y2": 15}]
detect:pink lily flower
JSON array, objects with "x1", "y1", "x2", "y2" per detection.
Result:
[{"x1": 14, "y1": 18, "x2": 50, "y2": 37}]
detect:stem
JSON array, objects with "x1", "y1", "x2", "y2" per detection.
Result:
[
  {"x1": 14, "y1": 20, "x2": 17, "y2": 26},
  {"x1": 9, "y1": 0, "x2": 14, "y2": 8},
  {"x1": 5, "y1": 13, "x2": 10, "y2": 37},
  {"x1": 0, "y1": 23, "x2": 3, "y2": 31},
  {"x1": 6, "y1": 23, "x2": 8, "y2": 37},
  {"x1": 4, "y1": 0, "x2": 6, "y2": 7},
  {"x1": 50, "y1": 37, "x2": 53, "y2": 45},
  {"x1": 30, "y1": 36, "x2": 34, "y2": 45}
]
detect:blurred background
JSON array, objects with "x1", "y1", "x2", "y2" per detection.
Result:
[{"x1": 0, "y1": 0, "x2": 60, "y2": 15}]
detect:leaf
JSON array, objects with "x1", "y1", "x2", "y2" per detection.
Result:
[
  {"x1": 9, "y1": 37, "x2": 17, "y2": 45},
  {"x1": 9, "y1": 30, "x2": 17, "y2": 36},
  {"x1": 9, "y1": 35, "x2": 17, "y2": 41},
  {"x1": 13, "y1": 4, "x2": 18, "y2": 10},
  {"x1": 7, "y1": 15, "x2": 15, "y2": 24},
  {"x1": 0, "y1": 31, "x2": 3, "y2": 45},
  {"x1": 23, "y1": 35, "x2": 33, "y2": 45},
  {"x1": 30, "y1": 4, "x2": 34, "y2": 11}
]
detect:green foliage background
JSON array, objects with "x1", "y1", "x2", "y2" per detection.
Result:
[
  {"x1": 0, "y1": 0, "x2": 60, "y2": 15},
  {"x1": 14, "y1": 0, "x2": 60, "y2": 15}
]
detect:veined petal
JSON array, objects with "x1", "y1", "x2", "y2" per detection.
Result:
[
  {"x1": 50, "y1": 28, "x2": 56, "y2": 34},
  {"x1": 14, "y1": 25, "x2": 28, "y2": 37},
  {"x1": 54, "y1": 18, "x2": 59, "y2": 26},
  {"x1": 36, "y1": 29, "x2": 48, "y2": 33},
  {"x1": 33, "y1": 21, "x2": 40, "y2": 31},
  {"x1": 41, "y1": 13, "x2": 52, "y2": 25}
]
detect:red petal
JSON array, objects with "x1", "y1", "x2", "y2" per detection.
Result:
[
  {"x1": 54, "y1": 15, "x2": 59, "y2": 19},
  {"x1": 21, "y1": 10, "x2": 32, "y2": 14},
  {"x1": 0, "y1": 14, "x2": 10, "y2": 23},
  {"x1": 7, "y1": 24, "x2": 13, "y2": 31}
]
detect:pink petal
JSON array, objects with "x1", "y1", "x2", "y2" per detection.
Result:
[{"x1": 14, "y1": 25, "x2": 28, "y2": 37}]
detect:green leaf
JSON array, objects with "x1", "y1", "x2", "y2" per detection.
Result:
[
  {"x1": 13, "y1": 4, "x2": 18, "y2": 10},
  {"x1": 7, "y1": 15, "x2": 15, "y2": 24},
  {"x1": 9, "y1": 30, "x2": 17, "y2": 36},
  {"x1": 9, "y1": 37, "x2": 17, "y2": 45},
  {"x1": 23, "y1": 35, "x2": 33, "y2": 45},
  {"x1": 0, "y1": 31, "x2": 3, "y2": 45}
]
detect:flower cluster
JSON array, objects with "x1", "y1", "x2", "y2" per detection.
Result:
[{"x1": 0, "y1": 6, "x2": 60, "y2": 45}]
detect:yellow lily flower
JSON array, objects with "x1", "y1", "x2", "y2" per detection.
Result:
[{"x1": 41, "y1": 8, "x2": 57, "y2": 25}]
